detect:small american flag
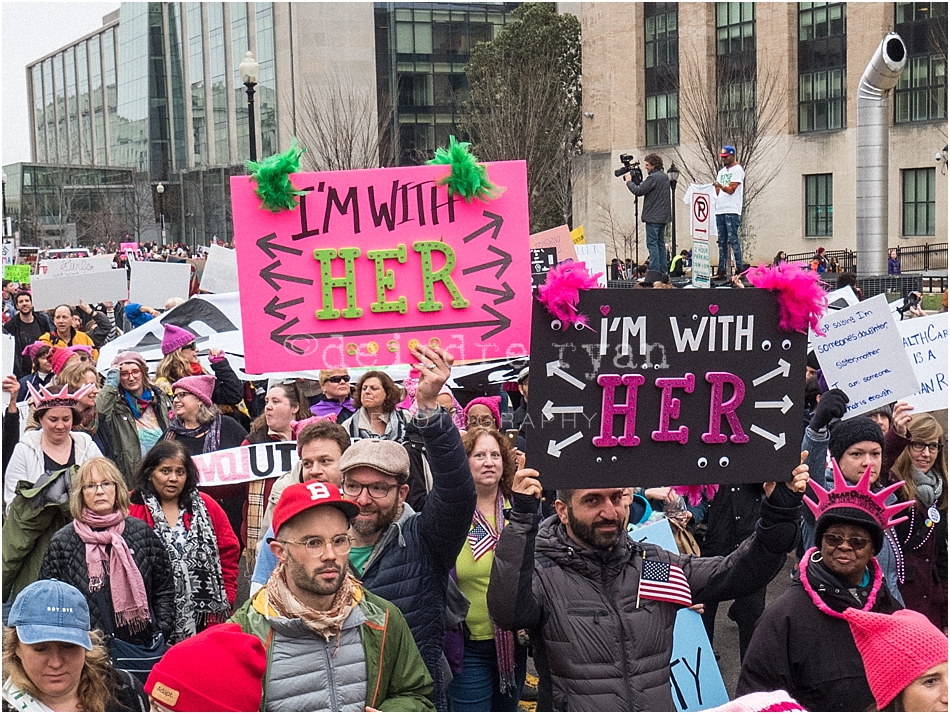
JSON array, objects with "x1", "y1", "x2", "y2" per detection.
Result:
[
  {"x1": 638, "y1": 559, "x2": 692, "y2": 607},
  {"x1": 468, "y1": 510, "x2": 498, "y2": 561}
]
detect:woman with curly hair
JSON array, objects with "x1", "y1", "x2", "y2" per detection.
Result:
[
  {"x1": 2, "y1": 579, "x2": 147, "y2": 711},
  {"x1": 448, "y1": 426, "x2": 527, "y2": 711},
  {"x1": 128, "y1": 442, "x2": 239, "y2": 643},
  {"x1": 342, "y1": 370, "x2": 407, "y2": 441},
  {"x1": 885, "y1": 409, "x2": 948, "y2": 630}
]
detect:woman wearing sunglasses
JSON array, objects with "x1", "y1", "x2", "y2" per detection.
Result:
[
  {"x1": 310, "y1": 369, "x2": 355, "y2": 423},
  {"x1": 155, "y1": 324, "x2": 246, "y2": 426},
  {"x1": 884, "y1": 409, "x2": 948, "y2": 631}
]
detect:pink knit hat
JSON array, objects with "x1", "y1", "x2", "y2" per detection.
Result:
[
  {"x1": 111, "y1": 351, "x2": 150, "y2": 381},
  {"x1": 162, "y1": 324, "x2": 196, "y2": 355},
  {"x1": 21, "y1": 341, "x2": 48, "y2": 362},
  {"x1": 843, "y1": 607, "x2": 948, "y2": 710},
  {"x1": 171, "y1": 375, "x2": 216, "y2": 406},
  {"x1": 49, "y1": 347, "x2": 75, "y2": 376},
  {"x1": 702, "y1": 690, "x2": 804, "y2": 712},
  {"x1": 464, "y1": 396, "x2": 502, "y2": 429}
]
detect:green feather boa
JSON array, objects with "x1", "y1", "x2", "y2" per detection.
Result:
[
  {"x1": 427, "y1": 136, "x2": 504, "y2": 203},
  {"x1": 247, "y1": 139, "x2": 308, "y2": 212}
]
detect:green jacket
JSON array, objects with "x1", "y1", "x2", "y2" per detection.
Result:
[
  {"x1": 2, "y1": 468, "x2": 75, "y2": 602},
  {"x1": 96, "y1": 383, "x2": 172, "y2": 484},
  {"x1": 230, "y1": 586, "x2": 434, "y2": 712}
]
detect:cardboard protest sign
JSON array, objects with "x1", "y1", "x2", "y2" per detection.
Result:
[
  {"x1": 129, "y1": 261, "x2": 192, "y2": 307},
  {"x1": 3, "y1": 264, "x2": 30, "y2": 283},
  {"x1": 193, "y1": 441, "x2": 299, "y2": 487},
  {"x1": 897, "y1": 313, "x2": 948, "y2": 413},
  {"x1": 530, "y1": 225, "x2": 577, "y2": 262},
  {"x1": 575, "y1": 243, "x2": 608, "y2": 288},
  {"x1": 30, "y1": 270, "x2": 127, "y2": 310},
  {"x1": 570, "y1": 225, "x2": 585, "y2": 245},
  {"x1": 230, "y1": 161, "x2": 532, "y2": 372},
  {"x1": 39, "y1": 255, "x2": 114, "y2": 277},
  {"x1": 629, "y1": 518, "x2": 729, "y2": 712},
  {"x1": 811, "y1": 293, "x2": 919, "y2": 419},
  {"x1": 199, "y1": 244, "x2": 239, "y2": 294},
  {"x1": 525, "y1": 288, "x2": 806, "y2": 488},
  {"x1": 2, "y1": 242, "x2": 14, "y2": 266},
  {"x1": 2, "y1": 334, "x2": 14, "y2": 408}
]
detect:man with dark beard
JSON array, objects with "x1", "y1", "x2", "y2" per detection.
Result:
[
  {"x1": 339, "y1": 344, "x2": 476, "y2": 711},
  {"x1": 487, "y1": 465, "x2": 811, "y2": 712},
  {"x1": 230, "y1": 481, "x2": 433, "y2": 711}
]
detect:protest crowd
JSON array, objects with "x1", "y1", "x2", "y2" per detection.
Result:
[{"x1": 1, "y1": 148, "x2": 948, "y2": 714}]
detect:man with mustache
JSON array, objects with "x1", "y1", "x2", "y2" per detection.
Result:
[
  {"x1": 488, "y1": 464, "x2": 811, "y2": 712},
  {"x1": 230, "y1": 481, "x2": 433, "y2": 711}
]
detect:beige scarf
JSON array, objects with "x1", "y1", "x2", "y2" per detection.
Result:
[{"x1": 266, "y1": 561, "x2": 360, "y2": 642}]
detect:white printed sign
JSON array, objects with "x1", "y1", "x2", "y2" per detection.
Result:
[
  {"x1": 129, "y1": 261, "x2": 191, "y2": 307},
  {"x1": 30, "y1": 270, "x2": 128, "y2": 311},
  {"x1": 683, "y1": 184, "x2": 718, "y2": 239},
  {"x1": 199, "y1": 244, "x2": 239, "y2": 294},
  {"x1": 193, "y1": 441, "x2": 299, "y2": 486},
  {"x1": 39, "y1": 255, "x2": 114, "y2": 277},
  {"x1": 575, "y1": 243, "x2": 608, "y2": 287},
  {"x1": 811, "y1": 293, "x2": 919, "y2": 418},
  {"x1": 691, "y1": 240, "x2": 710, "y2": 289},
  {"x1": 2, "y1": 242, "x2": 13, "y2": 266},
  {"x1": 897, "y1": 313, "x2": 948, "y2": 413},
  {"x1": 2, "y1": 334, "x2": 14, "y2": 408}
]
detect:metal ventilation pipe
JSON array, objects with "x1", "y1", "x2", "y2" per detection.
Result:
[{"x1": 856, "y1": 33, "x2": 907, "y2": 277}]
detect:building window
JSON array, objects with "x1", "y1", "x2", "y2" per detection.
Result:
[
  {"x1": 646, "y1": 91, "x2": 678, "y2": 146},
  {"x1": 895, "y1": 2, "x2": 948, "y2": 124},
  {"x1": 645, "y1": 3, "x2": 679, "y2": 147},
  {"x1": 716, "y1": 3, "x2": 755, "y2": 56},
  {"x1": 902, "y1": 167, "x2": 936, "y2": 236},
  {"x1": 805, "y1": 174, "x2": 833, "y2": 237},
  {"x1": 798, "y1": 3, "x2": 847, "y2": 132}
]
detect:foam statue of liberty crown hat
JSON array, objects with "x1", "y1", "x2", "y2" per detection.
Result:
[
  {"x1": 26, "y1": 381, "x2": 94, "y2": 414},
  {"x1": 804, "y1": 459, "x2": 915, "y2": 554}
]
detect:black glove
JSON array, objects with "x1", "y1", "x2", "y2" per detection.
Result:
[
  {"x1": 809, "y1": 388, "x2": 849, "y2": 431},
  {"x1": 511, "y1": 491, "x2": 540, "y2": 515}
]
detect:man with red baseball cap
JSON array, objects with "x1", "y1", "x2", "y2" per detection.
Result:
[{"x1": 229, "y1": 481, "x2": 433, "y2": 711}]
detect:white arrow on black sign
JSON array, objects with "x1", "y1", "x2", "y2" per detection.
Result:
[
  {"x1": 752, "y1": 359, "x2": 791, "y2": 387},
  {"x1": 753, "y1": 395, "x2": 794, "y2": 414},
  {"x1": 545, "y1": 359, "x2": 585, "y2": 390},
  {"x1": 541, "y1": 400, "x2": 584, "y2": 421},
  {"x1": 547, "y1": 432, "x2": 584, "y2": 458},
  {"x1": 750, "y1": 425, "x2": 786, "y2": 451}
]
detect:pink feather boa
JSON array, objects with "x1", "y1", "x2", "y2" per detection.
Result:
[
  {"x1": 745, "y1": 263, "x2": 828, "y2": 336},
  {"x1": 537, "y1": 260, "x2": 603, "y2": 330},
  {"x1": 673, "y1": 483, "x2": 720, "y2": 507}
]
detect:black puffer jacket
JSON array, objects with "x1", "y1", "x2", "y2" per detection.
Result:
[
  {"x1": 40, "y1": 516, "x2": 176, "y2": 643},
  {"x1": 488, "y1": 487, "x2": 802, "y2": 712},
  {"x1": 737, "y1": 555, "x2": 902, "y2": 711}
]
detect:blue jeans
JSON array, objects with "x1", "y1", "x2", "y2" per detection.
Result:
[
  {"x1": 716, "y1": 213, "x2": 742, "y2": 273},
  {"x1": 645, "y1": 222, "x2": 669, "y2": 273},
  {"x1": 447, "y1": 637, "x2": 528, "y2": 711}
]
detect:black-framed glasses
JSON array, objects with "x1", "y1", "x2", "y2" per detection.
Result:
[
  {"x1": 324, "y1": 375, "x2": 351, "y2": 384},
  {"x1": 171, "y1": 392, "x2": 193, "y2": 402},
  {"x1": 342, "y1": 480, "x2": 399, "y2": 499},
  {"x1": 910, "y1": 441, "x2": 942, "y2": 454},
  {"x1": 823, "y1": 533, "x2": 871, "y2": 550},
  {"x1": 272, "y1": 534, "x2": 352, "y2": 557}
]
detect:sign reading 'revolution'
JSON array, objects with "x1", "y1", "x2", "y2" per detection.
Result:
[
  {"x1": 525, "y1": 289, "x2": 807, "y2": 488},
  {"x1": 230, "y1": 162, "x2": 531, "y2": 372}
]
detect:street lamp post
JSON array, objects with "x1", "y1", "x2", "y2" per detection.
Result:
[
  {"x1": 156, "y1": 182, "x2": 166, "y2": 246},
  {"x1": 239, "y1": 51, "x2": 260, "y2": 162},
  {"x1": 667, "y1": 162, "x2": 680, "y2": 260}
]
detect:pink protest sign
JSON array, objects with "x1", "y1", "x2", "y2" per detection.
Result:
[
  {"x1": 120, "y1": 242, "x2": 139, "y2": 252},
  {"x1": 231, "y1": 161, "x2": 531, "y2": 372}
]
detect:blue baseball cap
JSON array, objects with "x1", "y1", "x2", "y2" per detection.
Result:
[
  {"x1": 720, "y1": 145, "x2": 736, "y2": 156},
  {"x1": 9, "y1": 580, "x2": 93, "y2": 650}
]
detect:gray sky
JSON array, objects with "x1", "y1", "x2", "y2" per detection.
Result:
[{"x1": 2, "y1": 2, "x2": 120, "y2": 167}]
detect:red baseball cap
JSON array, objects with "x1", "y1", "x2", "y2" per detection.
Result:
[{"x1": 271, "y1": 482, "x2": 360, "y2": 536}]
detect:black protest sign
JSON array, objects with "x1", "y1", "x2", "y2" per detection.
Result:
[{"x1": 526, "y1": 288, "x2": 806, "y2": 488}]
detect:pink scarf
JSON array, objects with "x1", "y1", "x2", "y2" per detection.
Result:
[{"x1": 72, "y1": 509, "x2": 151, "y2": 631}]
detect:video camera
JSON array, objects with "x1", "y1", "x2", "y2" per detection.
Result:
[
  {"x1": 614, "y1": 154, "x2": 643, "y2": 185},
  {"x1": 896, "y1": 291, "x2": 922, "y2": 318}
]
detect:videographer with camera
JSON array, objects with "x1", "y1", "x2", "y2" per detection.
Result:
[{"x1": 621, "y1": 153, "x2": 672, "y2": 275}]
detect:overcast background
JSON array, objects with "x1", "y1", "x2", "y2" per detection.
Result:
[{"x1": 2, "y1": 2, "x2": 120, "y2": 166}]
